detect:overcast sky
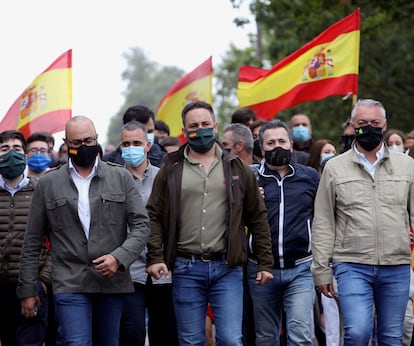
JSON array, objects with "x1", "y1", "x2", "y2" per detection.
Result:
[{"x1": 0, "y1": 0, "x2": 253, "y2": 146}]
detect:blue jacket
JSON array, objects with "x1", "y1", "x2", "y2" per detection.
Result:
[{"x1": 256, "y1": 161, "x2": 319, "y2": 269}]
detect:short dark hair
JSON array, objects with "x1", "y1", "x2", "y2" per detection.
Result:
[
  {"x1": 231, "y1": 108, "x2": 256, "y2": 125},
  {"x1": 27, "y1": 132, "x2": 50, "y2": 147},
  {"x1": 250, "y1": 120, "x2": 267, "y2": 133},
  {"x1": 160, "y1": 136, "x2": 182, "y2": 148},
  {"x1": 122, "y1": 105, "x2": 155, "y2": 125},
  {"x1": 259, "y1": 120, "x2": 292, "y2": 146},
  {"x1": 155, "y1": 120, "x2": 170, "y2": 135},
  {"x1": 36, "y1": 131, "x2": 55, "y2": 146},
  {"x1": 0, "y1": 130, "x2": 27, "y2": 152},
  {"x1": 181, "y1": 101, "x2": 215, "y2": 124}
]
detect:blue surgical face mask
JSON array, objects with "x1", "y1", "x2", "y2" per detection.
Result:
[
  {"x1": 320, "y1": 153, "x2": 335, "y2": 165},
  {"x1": 147, "y1": 133, "x2": 155, "y2": 145},
  {"x1": 292, "y1": 125, "x2": 311, "y2": 142},
  {"x1": 121, "y1": 146, "x2": 146, "y2": 167},
  {"x1": 27, "y1": 153, "x2": 52, "y2": 173}
]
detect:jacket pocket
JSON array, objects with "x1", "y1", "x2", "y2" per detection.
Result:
[
  {"x1": 101, "y1": 193, "x2": 126, "y2": 225},
  {"x1": 379, "y1": 176, "x2": 410, "y2": 205},
  {"x1": 46, "y1": 198, "x2": 68, "y2": 231},
  {"x1": 335, "y1": 177, "x2": 371, "y2": 208}
]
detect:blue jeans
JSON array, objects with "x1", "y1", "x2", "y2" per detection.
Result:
[
  {"x1": 333, "y1": 262, "x2": 410, "y2": 346},
  {"x1": 172, "y1": 256, "x2": 243, "y2": 346},
  {"x1": 248, "y1": 260, "x2": 314, "y2": 346},
  {"x1": 55, "y1": 293, "x2": 124, "y2": 346},
  {"x1": 119, "y1": 283, "x2": 147, "y2": 346}
]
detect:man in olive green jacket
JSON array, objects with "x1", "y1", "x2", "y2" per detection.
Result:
[{"x1": 146, "y1": 101, "x2": 273, "y2": 345}]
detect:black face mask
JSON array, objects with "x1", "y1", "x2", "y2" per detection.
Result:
[
  {"x1": 264, "y1": 147, "x2": 291, "y2": 167},
  {"x1": 253, "y1": 139, "x2": 262, "y2": 158},
  {"x1": 340, "y1": 134, "x2": 355, "y2": 154},
  {"x1": 355, "y1": 125, "x2": 383, "y2": 152},
  {"x1": 68, "y1": 144, "x2": 99, "y2": 167}
]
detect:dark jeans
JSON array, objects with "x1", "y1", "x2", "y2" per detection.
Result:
[
  {"x1": 120, "y1": 283, "x2": 147, "y2": 346},
  {"x1": 0, "y1": 280, "x2": 48, "y2": 346},
  {"x1": 147, "y1": 279, "x2": 179, "y2": 346},
  {"x1": 119, "y1": 278, "x2": 179, "y2": 346}
]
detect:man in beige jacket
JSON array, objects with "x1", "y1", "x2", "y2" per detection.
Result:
[{"x1": 312, "y1": 99, "x2": 414, "y2": 345}]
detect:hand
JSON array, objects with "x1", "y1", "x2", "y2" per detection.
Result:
[
  {"x1": 316, "y1": 283, "x2": 335, "y2": 298},
  {"x1": 255, "y1": 270, "x2": 274, "y2": 285},
  {"x1": 146, "y1": 263, "x2": 169, "y2": 280},
  {"x1": 93, "y1": 254, "x2": 119, "y2": 277},
  {"x1": 259, "y1": 187, "x2": 265, "y2": 198},
  {"x1": 21, "y1": 296, "x2": 41, "y2": 318}
]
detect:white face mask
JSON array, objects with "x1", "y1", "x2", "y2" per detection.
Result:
[{"x1": 389, "y1": 144, "x2": 404, "y2": 153}]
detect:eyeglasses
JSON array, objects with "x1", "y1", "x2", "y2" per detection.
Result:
[
  {"x1": 28, "y1": 147, "x2": 50, "y2": 155},
  {"x1": 65, "y1": 137, "x2": 97, "y2": 148}
]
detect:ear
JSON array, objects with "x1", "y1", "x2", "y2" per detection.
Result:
[
  {"x1": 382, "y1": 120, "x2": 387, "y2": 133},
  {"x1": 235, "y1": 142, "x2": 243, "y2": 154},
  {"x1": 213, "y1": 122, "x2": 218, "y2": 133},
  {"x1": 145, "y1": 140, "x2": 152, "y2": 153}
]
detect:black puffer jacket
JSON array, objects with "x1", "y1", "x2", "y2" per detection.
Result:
[{"x1": 0, "y1": 176, "x2": 50, "y2": 285}]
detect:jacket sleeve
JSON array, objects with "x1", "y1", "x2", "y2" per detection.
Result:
[
  {"x1": 146, "y1": 165, "x2": 168, "y2": 266},
  {"x1": 16, "y1": 180, "x2": 48, "y2": 299},
  {"x1": 111, "y1": 170, "x2": 150, "y2": 269},
  {"x1": 409, "y1": 160, "x2": 414, "y2": 229},
  {"x1": 244, "y1": 166, "x2": 274, "y2": 273},
  {"x1": 311, "y1": 163, "x2": 336, "y2": 286},
  {"x1": 39, "y1": 246, "x2": 52, "y2": 286}
]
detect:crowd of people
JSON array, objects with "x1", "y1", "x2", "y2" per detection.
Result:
[{"x1": 0, "y1": 98, "x2": 413, "y2": 346}]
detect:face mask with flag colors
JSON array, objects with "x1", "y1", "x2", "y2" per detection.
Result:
[{"x1": 186, "y1": 127, "x2": 215, "y2": 153}]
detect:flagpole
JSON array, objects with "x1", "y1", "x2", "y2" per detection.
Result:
[{"x1": 352, "y1": 94, "x2": 358, "y2": 105}]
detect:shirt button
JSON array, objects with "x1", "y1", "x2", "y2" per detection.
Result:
[{"x1": 203, "y1": 209, "x2": 206, "y2": 213}]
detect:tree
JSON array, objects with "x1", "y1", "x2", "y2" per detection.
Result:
[
  {"x1": 228, "y1": 0, "x2": 414, "y2": 145},
  {"x1": 106, "y1": 47, "x2": 184, "y2": 145}
]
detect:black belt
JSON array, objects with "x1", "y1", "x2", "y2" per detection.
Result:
[{"x1": 176, "y1": 252, "x2": 225, "y2": 262}]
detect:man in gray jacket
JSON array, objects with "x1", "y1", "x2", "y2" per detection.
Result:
[
  {"x1": 312, "y1": 99, "x2": 414, "y2": 345},
  {"x1": 17, "y1": 116, "x2": 150, "y2": 346}
]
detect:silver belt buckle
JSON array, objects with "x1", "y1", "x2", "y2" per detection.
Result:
[{"x1": 201, "y1": 253, "x2": 212, "y2": 262}]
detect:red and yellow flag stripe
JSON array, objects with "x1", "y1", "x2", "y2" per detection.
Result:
[
  {"x1": 237, "y1": 9, "x2": 360, "y2": 120},
  {"x1": 156, "y1": 56, "x2": 213, "y2": 138}
]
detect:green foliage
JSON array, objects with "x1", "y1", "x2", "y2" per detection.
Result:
[
  {"x1": 106, "y1": 47, "x2": 184, "y2": 145},
  {"x1": 108, "y1": 1, "x2": 414, "y2": 149},
  {"x1": 225, "y1": 0, "x2": 414, "y2": 147}
]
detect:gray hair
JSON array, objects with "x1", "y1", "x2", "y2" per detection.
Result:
[
  {"x1": 223, "y1": 123, "x2": 254, "y2": 155},
  {"x1": 351, "y1": 99, "x2": 386, "y2": 121},
  {"x1": 258, "y1": 120, "x2": 292, "y2": 146},
  {"x1": 121, "y1": 120, "x2": 148, "y2": 140}
]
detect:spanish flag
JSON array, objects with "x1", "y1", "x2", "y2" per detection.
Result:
[
  {"x1": 0, "y1": 50, "x2": 72, "y2": 137},
  {"x1": 156, "y1": 56, "x2": 213, "y2": 138},
  {"x1": 237, "y1": 9, "x2": 360, "y2": 120}
]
